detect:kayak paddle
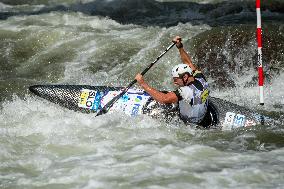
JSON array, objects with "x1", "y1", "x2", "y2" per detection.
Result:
[{"x1": 96, "y1": 42, "x2": 176, "y2": 116}]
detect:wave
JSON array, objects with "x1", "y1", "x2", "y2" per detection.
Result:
[{"x1": 0, "y1": 1, "x2": 283, "y2": 113}]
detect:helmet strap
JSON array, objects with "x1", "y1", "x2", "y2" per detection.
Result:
[
  {"x1": 183, "y1": 77, "x2": 188, "y2": 86},
  {"x1": 180, "y1": 73, "x2": 189, "y2": 86}
]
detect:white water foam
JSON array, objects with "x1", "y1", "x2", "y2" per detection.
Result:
[{"x1": 211, "y1": 72, "x2": 284, "y2": 112}]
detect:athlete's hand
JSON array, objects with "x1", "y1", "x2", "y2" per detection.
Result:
[
  {"x1": 172, "y1": 36, "x2": 183, "y2": 49},
  {"x1": 172, "y1": 36, "x2": 182, "y2": 43},
  {"x1": 135, "y1": 73, "x2": 145, "y2": 85}
]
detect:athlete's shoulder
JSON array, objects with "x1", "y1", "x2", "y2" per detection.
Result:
[
  {"x1": 193, "y1": 70, "x2": 207, "y2": 81},
  {"x1": 176, "y1": 86, "x2": 194, "y2": 100}
]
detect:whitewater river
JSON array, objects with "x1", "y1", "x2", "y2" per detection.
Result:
[{"x1": 1, "y1": 0, "x2": 284, "y2": 188}]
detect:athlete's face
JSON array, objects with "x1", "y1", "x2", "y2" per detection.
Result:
[
  {"x1": 173, "y1": 74, "x2": 192, "y2": 86},
  {"x1": 173, "y1": 77, "x2": 184, "y2": 86}
]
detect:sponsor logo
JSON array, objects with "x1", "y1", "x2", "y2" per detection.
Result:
[
  {"x1": 223, "y1": 112, "x2": 247, "y2": 129},
  {"x1": 78, "y1": 89, "x2": 105, "y2": 111},
  {"x1": 93, "y1": 91, "x2": 103, "y2": 110},
  {"x1": 245, "y1": 120, "x2": 256, "y2": 127},
  {"x1": 131, "y1": 103, "x2": 140, "y2": 116},
  {"x1": 201, "y1": 89, "x2": 209, "y2": 103},
  {"x1": 135, "y1": 95, "x2": 142, "y2": 103},
  {"x1": 257, "y1": 54, "x2": 262, "y2": 67},
  {"x1": 78, "y1": 89, "x2": 96, "y2": 109},
  {"x1": 224, "y1": 112, "x2": 236, "y2": 127},
  {"x1": 122, "y1": 93, "x2": 130, "y2": 102},
  {"x1": 233, "y1": 114, "x2": 246, "y2": 128}
]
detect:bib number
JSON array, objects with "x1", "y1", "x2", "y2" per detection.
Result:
[{"x1": 201, "y1": 89, "x2": 209, "y2": 103}]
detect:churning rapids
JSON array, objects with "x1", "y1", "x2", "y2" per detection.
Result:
[{"x1": 0, "y1": 0, "x2": 284, "y2": 188}]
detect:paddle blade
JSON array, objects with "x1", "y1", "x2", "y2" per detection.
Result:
[{"x1": 95, "y1": 92, "x2": 123, "y2": 116}]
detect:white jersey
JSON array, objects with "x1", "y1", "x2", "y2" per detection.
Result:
[{"x1": 174, "y1": 76, "x2": 209, "y2": 123}]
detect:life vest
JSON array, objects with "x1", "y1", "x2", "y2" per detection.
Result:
[{"x1": 177, "y1": 77, "x2": 209, "y2": 123}]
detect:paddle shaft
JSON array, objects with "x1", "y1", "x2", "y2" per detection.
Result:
[{"x1": 96, "y1": 42, "x2": 176, "y2": 116}]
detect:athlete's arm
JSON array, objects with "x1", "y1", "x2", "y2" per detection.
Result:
[
  {"x1": 178, "y1": 47, "x2": 197, "y2": 72},
  {"x1": 172, "y1": 36, "x2": 198, "y2": 72},
  {"x1": 135, "y1": 74, "x2": 178, "y2": 104}
]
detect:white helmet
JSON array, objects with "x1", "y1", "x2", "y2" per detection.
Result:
[{"x1": 171, "y1": 64, "x2": 193, "y2": 78}]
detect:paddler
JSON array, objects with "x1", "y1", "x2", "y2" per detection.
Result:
[{"x1": 135, "y1": 36, "x2": 211, "y2": 127}]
